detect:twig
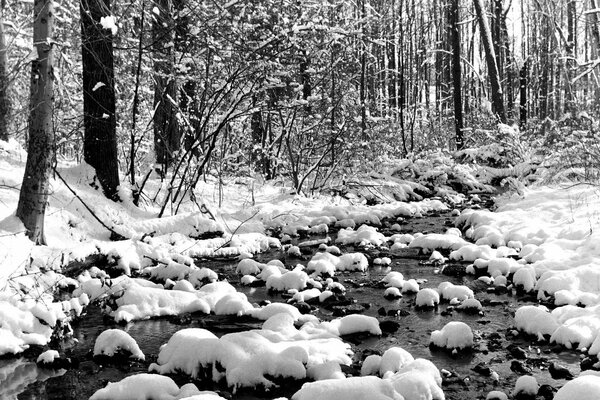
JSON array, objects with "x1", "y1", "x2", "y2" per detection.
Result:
[{"x1": 53, "y1": 168, "x2": 128, "y2": 241}]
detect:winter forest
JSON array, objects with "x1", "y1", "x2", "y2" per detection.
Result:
[{"x1": 2, "y1": 0, "x2": 600, "y2": 399}]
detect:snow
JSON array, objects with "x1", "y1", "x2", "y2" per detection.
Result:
[
  {"x1": 486, "y1": 391, "x2": 508, "y2": 400},
  {"x1": 89, "y1": 373, "x2": 227, "y2": 400},
  {"x1": 361, "y1": 354, "x2": 382, "y2": 376},
  {"x1": 379, "y1": 347, "x2": 414, "y2": 376},
  {"x1": 437, "y1": 282, "x2": 474, "y2": 301},
  {"x1": 430, "y1": 321, "x2": 474, "y2": 350},
  {"x1": 554, "y1": 375, "x2": 600, "y2": 400},
  {"x1": 93, "y1": 329, "x2": 145, "y2": 360},
  {"x1": 149, "y1": 319, "x2": 353, "y2": 390},
  {"x1": 99, "y1": 16, "x2": 118, "y2": 35},
  {"x1": 36, "y1": 350, "x2": 60, "y2": 364},
  {"x1": 416, "y1": 288, "x2": 440, "y2": 308},
  {"x1": 292, "y1": 376, "x2": 403, "y2": 400},
  {"x1": 513, "y1": 375, "x2": 538, "y2": 396},
  {"x1": 388, "y1": 370, "x2": 444, "y2": 400},
  {"x1": 4, "y1": 130, "x2": 600, "y2": 398}
]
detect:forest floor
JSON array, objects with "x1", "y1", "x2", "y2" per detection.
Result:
[{"x1": 2, "y1": 137, "x2": 600, "y2": 400}]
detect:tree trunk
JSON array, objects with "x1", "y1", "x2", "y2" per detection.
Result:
[
  {"x1": 450, "y1": 0, "x2": 464, "y2": 149},
  {"x1": 153, "y1": 0, "x2": 180, "y2": 169},
  {"x1": 565, "y1": 0, "x2": 576, "y2": 114},
  {"x1": 359, "y1": 0, "x2": 367, "y2": 139},
  {"x1": 16, "y1": 0, "x2": 55, "y2": 245},
  {"x1": 81, "y1": 0, "x2": 120, "y2": 200},
  {"x1": 473, "y1": 0, "x2": 507, "y2": 123},
  {"x1": 519, "y1": 59, "x2": 528, "y2": 129},
  {"x1": 0, "y1": 4, "x2": 9, "y2": 142}
]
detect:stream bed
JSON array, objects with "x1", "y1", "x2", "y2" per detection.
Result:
[{"x1": 3, "y1": 210, "x2": 582, "y2": 400}]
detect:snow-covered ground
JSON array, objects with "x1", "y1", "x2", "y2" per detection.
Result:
[{"x1": 3, "y1": 137, "x2": 600, "y2": 399}]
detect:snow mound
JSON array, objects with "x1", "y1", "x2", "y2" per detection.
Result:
[
  {"x1": 93, "y1": 329, "x2": 145, "y2": 360},
  {"x1": 437, "y1": 282, "x2": 474, "y2": 301},
  {"x1": 430, "y1": 321, "x2": 473, "y2": 350},
  {"x1": 513, "y1": 375, "x2": 538, "y2": 396},
  {"x1": 89, "y1": 373, "x2": 225, "y2": 400},
  {"x1": 379, "y1": 347, "x2": 414, "y2": 376},
  {"x1": 149, "y1": 321, "x2": 352, "y2": 391},
  {"x1": 514, "y1": 305, "x2": 559, "y2": 340},
  {"x1": 37, "y1": 350, "x2": 60, "y2": 364},
  {"x1": 408, "y1": 233, "x2": 469, "y2": 253},
  {"x1": 306, "y1": 252, "x2": 369, "y2": 276},
  {"x1": 388, "y1": 370, "x2": 444, "y2": 400},
  {"x1": 416, "y1": 288, "x2": 440, "y2": 308},
  {"x1": 292, "y1": 376, "x2": 403, "y2": 400},
  {"x1": 336, "y1": 225, "x2": 387, "y2": 247},
  {"x1": 554, "y1": 375, "x2": 600, "y2": 400}
]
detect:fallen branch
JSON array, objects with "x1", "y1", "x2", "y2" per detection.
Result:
[{"x1": 53, "y1": 168, "x2": 128, "y2": 241}]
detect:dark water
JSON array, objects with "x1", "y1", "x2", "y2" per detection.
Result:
[{"x1": 5, "y1": 212, "x2": 581, "y2": 400}]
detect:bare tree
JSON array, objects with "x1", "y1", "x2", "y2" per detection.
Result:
[
  {"x1": 153, "y1": 0, "x2": 180, "y2": 170},
  {"x1": 450, "y1": 0, "x2": 464, "y2": 149},
  {"x1": 16, "y1": 0, "x2": 55, "y2": 245},
  {"x1": 0, "y1": 0, "x2": 9, "y2": 142},
  {"x1": 474, "y1": 0, "x2": 507, "y2": 123},
  {"x1": 80, "y1": 0, "x2": 120, "y2": 200}
]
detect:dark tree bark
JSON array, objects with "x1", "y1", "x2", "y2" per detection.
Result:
[
  {"x1": 450, "y1": 0, "x2": 464, "y2": 150},
  {"x1": 473, "y1": 0, "x2": 507, "y2": 123},
  {"x1": 153, "y1": 0, "x2": 180, "y2": 169},
  {"x1": 0, "y1": 3, "x2": 9, "y2": 142},
  {"x1": 16, "y1": 0, "x2": 55, "y2": 245},
  {"x1": 519, "y1": 59, "x2": 528, "y2": 129},
  {"x1": 80, "y1": 0, "x2": 120, "y2": 200},
  {"x1": 565, "y1": 0, "x2": 576, "y2": 113}
]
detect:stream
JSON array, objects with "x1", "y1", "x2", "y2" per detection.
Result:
[{"x1": 3, "y1": 208, "x2": 582, "y2": 400}]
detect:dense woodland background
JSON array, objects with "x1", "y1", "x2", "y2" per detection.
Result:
[{"x1": 1, "y1": 0, "x2": 600, "y2": 244}]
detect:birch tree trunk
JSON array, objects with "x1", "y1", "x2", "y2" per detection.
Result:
[
  {"x1": 0, "y1": 3, "x2": 9, "y2": 142},
  {"x1": 473, "y1": 0, "x2": 507, "y2": 123},
  {"x1": 81, "y1": 0, "x2": 120, "y2": 200},
  {"x1": 16, "y1": 0, "x2": 55, "y2": 245}
]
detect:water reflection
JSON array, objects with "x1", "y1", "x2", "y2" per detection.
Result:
[{"x1": 0, "y1": 358, "x2": 65, "y2": 400}]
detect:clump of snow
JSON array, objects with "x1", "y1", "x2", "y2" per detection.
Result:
[
  {"x1": 554, "y1": 375, "x2": 600, "y2": 400},
  {"x1": 292, "y1": 376, "x2": 402, "y2": 400},
  {"x1": 388, "y1": 370, "x2": 444, "y2": 400},
  {"x1": 149, "y1": 321, "x2": 353, "y2": 391},
  {"x1": 379, "y1": 347, "x2": 414, "y2": 376},
  {"x1": 336, "y1": 225, "x2": 387, "y2": 247},
  {"x1": 37, "y1": 350, "x2": 60, "y2": 364},
  {"x1": 93, "y1": 329, "x2": 145, "y2": 360},
  {"x1": 306, "y1": 252, "x2": 368, "y2": 276},
  {"x1": 382, "y1": 271, "x2": 405, "y2": 288},
  {"x1": 513, "y1": 305, "x2": 559, "y2": 340},
  {"x1": 267, "y1": 269, "x2": 309, "y2": 292},
  {"x1": 0, "y1": 299, "x2": 54, "y2": 355},
  {"x1": 89, "y1": 373, "x2": 225, "y2": 400},
  {"x1": 486, "y1": 391, "x2": 508, "y2": 400},
  {"x1": 408, "y1": 233, "x2": 469, "y2": 253},
  {"x1": 437, "y1": 282, "x2": 474, "y2": 302},
  {"x1": 306, "y1": 361, "x2": 345, "y2": 380},
  {"x1": 384, "y1": 287, "x2": 402, "y2": 299},
  {"x1": 513, "y1": 375, "x2": 538, "y2": 396},
  {"x1": 361, "y1": 354, "x2": 382, "y2": 376},
  {"x1": 321, "y1": 314, "x2": 382, "y2": 336},
  {"x1": 457, "y1": 298, "x2": 483, "y2": 312},
  {"x1": 430, "y1": 321, "x2": 474, "y2": 350},
  {"x1": 416, "y1": 288, "x2": 440, "y2": 308},
  {"x1": 374, "y1": 257, "x2": 392, "y2": 266}
]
